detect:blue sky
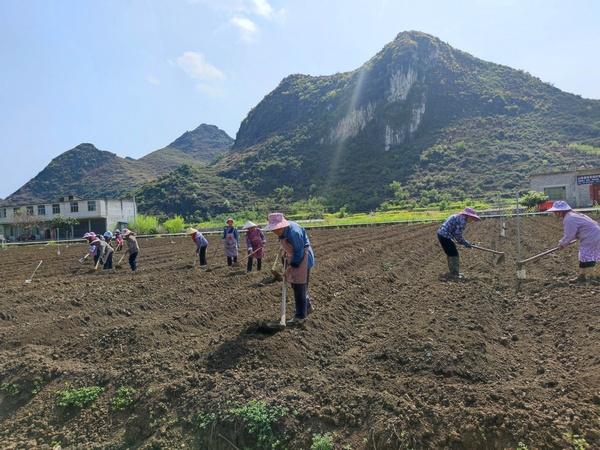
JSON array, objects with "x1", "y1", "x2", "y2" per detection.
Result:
[{"x1": 1, "y1": 0, "x2": 599, "y2": 198}]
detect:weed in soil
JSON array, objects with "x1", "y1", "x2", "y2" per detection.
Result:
[
  {"x1": 111, "y1": 386, "x2": 137, "y2": 411},
  {"x1": 0, "y1": 382, "x2": 20, "y2": 396},
  {"x1": 311, "y1": 432, "x2": 335, "y2": 450},
  {"x1": 56, "y1": 386, "x2": 104, "y2": 408}
]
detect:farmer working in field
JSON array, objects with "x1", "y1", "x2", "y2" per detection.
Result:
[
  {"x1": 547, "y1": 200, "x2": 600, "y2": 282},
  {"x1": 81, "y1": 232, "x2": 99, "y2": 264},
  {"x1": 114, "y1": 229, "x2": 124, "y2": 251},
  {"x1": 437, "y1": 207, "x2": 481, "y2": 279},
  {"x1": 101, "y1": 231, "x2": 114, "y2": 269},
  {"x1": 265, "y1": 212, "x2": 314, "y2": 325},
  {"x1": 187, "y1": 227, "x2": 208, "y2": 267},
  {"x1": 123, "y1": 228, "x2": 140, "y2": 272},
  {"x1": 222, "y1": 218, "x2": 239, "y2": 266},
  {"x1": 243, "y1": 221, "x2": 266, "y2": 272}
]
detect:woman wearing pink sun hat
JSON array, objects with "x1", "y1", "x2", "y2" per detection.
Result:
[
  {"x1": 437, "y1": 207, "x2": 481, "y2": 279},
  {"x1": 547, "y1": 200, "x2": 600, "y2": 282}
]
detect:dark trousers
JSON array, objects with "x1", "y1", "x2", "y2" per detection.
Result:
[
  {"x1": 103, "y1": 253, "x2": 113, "y2": 269},
  {"x1": 246, "y1": 257, "x2": 262, "y2": 272},
  {"x1": 199, "y1": 246, "x2": 207, "y2": 266},
  {"x1": 292, "y1": 269, "x2": 311, "y2": 319},
  {"x1": 580, "y1": 261, "x2": 596, "y2": 268},
  {"x1": 437, "y1": 234, "x2": 458, "y2": 257},
  {"x1": 227, "y1": 256, "x2": 238, "y2": 266},
  {"x1": 129, "y1": 252, "x2": 138, "y2": 271},
  {"x1": 93, "y1": 254, "x2": 100, "y2": 266}
]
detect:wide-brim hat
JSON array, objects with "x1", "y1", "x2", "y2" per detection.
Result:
[
  {"x1": 460, "y1": 207, "x2": 481, "y2": 221},
  {"x1": 186, "y1": 227, "x2": 198, "y2": 235},
  {"x1": 546, "y1": 200, "x2": 572, "y2": 212},
  {"x1": 225, "y1": 217, "x2": 234, "y2": 224},
  {"x1": 242, "y1": 221, "x2": 257, "y2": 230},
  {"x1": 122, "y1": 229, "x2": 132, "y2": 236},
  {"x1": 263, "y1": 212, "x2": 289, "y2": 231},
  {"x1": 103, "y1": 231, "x2": 113, "y2": 239}
]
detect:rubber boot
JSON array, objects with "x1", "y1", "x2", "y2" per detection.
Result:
[
  {"x1": 570, "y1": 267, "x2": 592, "y2": 284},
  {"x1": 447, "y1": 256, "x2": 463, "y2": 279}
]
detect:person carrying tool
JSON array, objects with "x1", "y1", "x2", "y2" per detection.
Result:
[
  {"x1": 123, "y1": 228, "x2": 140, "y2": 272},
  {"x1": 222, "y1": 218, "x2": 239, "y2": 266},
  {"x1": 437, "y1": 207, "x2": 481, "y2": 279},
  {"x1": 265, "y1": 212, "x2": 315, "y2": 325},
  {"x1": 81, "y1": 232, "x2": 99, "y2": 264},
  {"x1": 547, "y1": 201, "x2": 600, "y2": 282},
  {"x1": 114, "y1": 229, "x2": 124, "y2": 251},
  {"x1": 102, "y1": 231, "x2": 114, "y2": 269},
  {"x1": 243, "y1": 221, "x2": 266, "y2": 272},
  {"x1": 187, "y1": 227, "x2": 208, "y2": 266}
]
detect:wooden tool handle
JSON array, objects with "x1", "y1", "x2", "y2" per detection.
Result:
[
  {"x1": 471, "y1": 245, "x2": 505, "y2": 255},
  {"x1": 517, "y1": 240, "x2": 576, "y2": 265}
]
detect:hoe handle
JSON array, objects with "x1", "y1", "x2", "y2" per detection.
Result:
[
  {"x1": 517, "y1": 240, "x2": 576, "y2": 266},
  {"x1": 471, "y1": 245, "x2": 505, "y2": 256}
]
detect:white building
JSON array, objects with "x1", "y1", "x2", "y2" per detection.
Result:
[
  {"x1": 0, "y1": 196, "x2": 136, "y2": 241},
  {"x1": 530, "y1": 168, "x2": 600, "y2": 208}
]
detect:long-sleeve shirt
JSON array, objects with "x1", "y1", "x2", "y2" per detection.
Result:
[
  {"x1": 127, "y1": 236, "x2": 139, "y2": 254},
  {"x1": 279, "y1": 221, "x2": 315, "y2": 269},
  {"x1": 560, "y1": 211, "x2": 600, "y2": 250},
  {"x1": 437, "y1": 214, "x2": 468, "y2": 245},
  {"x1": 192, "y1": 231, "x2": 208, "y2": 249},
  {"x1": 245, "y1": 228, "x2": 265, "y2": 249}
]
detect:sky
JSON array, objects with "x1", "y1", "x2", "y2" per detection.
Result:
[{"x1": 1, "y1": 0, "x2": 599, "y2": 198}]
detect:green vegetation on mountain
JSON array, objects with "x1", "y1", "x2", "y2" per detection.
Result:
[{"x1": 219, "y1": 31, "x2": 600, "y2": 211}]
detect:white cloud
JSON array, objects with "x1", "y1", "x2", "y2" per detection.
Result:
[
  {"x1": 195, "y1": 83, "x2": 225, "y2": 98},
  {"x1": 176, "y1": 51, "x2": 224, "y2": 80},
  {"x1": 230, "y1": 16, "x2": 258, "y2": 42},
  {"x1": 146, "y1": 75, "x2": 160, "y2": 86},
  {"x1": 251, "y1": 0, "x2": 273, "y2": 18}
]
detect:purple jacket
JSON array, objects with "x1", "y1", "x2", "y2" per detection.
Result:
[{"x1": 560, "y1": 211, "x2": 600, "y2": 251}]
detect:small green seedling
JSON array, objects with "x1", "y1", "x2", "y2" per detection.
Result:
[
  {"x1": 56, "y1": 386, "x2": 104, "y2": 408},
  {"x1": 111, "y1": 387, "x2": 137, "y2": 411}
]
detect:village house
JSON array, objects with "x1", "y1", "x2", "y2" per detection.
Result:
[
  {"x1": 0, "y1": 196, "x2": 136, "y2": 241},
  {"x1": 530, "y1": 168, "x2": 600, "y2": 208}
]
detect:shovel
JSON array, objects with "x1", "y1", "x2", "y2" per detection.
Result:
[
  {"x1": 470, "y1": 244, "x2": 506, "y2": 265},
  {"x1": 25, "y1": 260, "x2": 43, "y2": 284},
  {"x1": 516, "y1": 240, "x2": 576, "y2": 279}
]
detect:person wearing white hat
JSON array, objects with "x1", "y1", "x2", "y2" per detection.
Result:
[
  {"x1": 187, "y1": 227, "x2": 208, "y2": 266},
  {"x1": 264, "y1": 212, "x2": 315, "y2": 325},
  {"x1": 243, "y1": 221, "x2": 266, "y2": 272},
  {"x1": 123, "y1": 229, "x2": 140, "y2": 272},
  {"x1": 547, "y1": 200, "x2": 600, "y2": 282}
]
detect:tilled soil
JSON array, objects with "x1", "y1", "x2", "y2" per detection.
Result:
[{"x1": 0, "y1": 217, "x2": 598, "y2": 449}]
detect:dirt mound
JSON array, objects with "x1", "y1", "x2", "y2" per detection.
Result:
[{"x1": 0, "y1": 216, "x2": 598, "y2": 449}]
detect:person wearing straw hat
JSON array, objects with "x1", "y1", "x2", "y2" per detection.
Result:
[
  {"x1": 264, "y1": 212, "x2": 315, "y2": 325},
  {"x1": 547, "y1": 200, "x2": 600, "y2": 282},
  {"x1": 243, "y1": 221, "x2": 266, "y2": 272},
  {"x1": 114, "y1": 229, "x2": 124, "y2": 252},
  {"x1": 122, "y1": 228, "x2": 140, "y2": 272},
  {"x1": 437, "y1": 207, "x2": 481, "y2": 279},
  {"x1": 187, "y1": 227, "x2": 208, "y2": 267},
  {"x1": 222, "y1": 218, "x2": 239, "y2": 266}
]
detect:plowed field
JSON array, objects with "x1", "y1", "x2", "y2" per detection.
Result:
[{"x1": 0, "y1": 216, "x2": 598, "y2": 449}]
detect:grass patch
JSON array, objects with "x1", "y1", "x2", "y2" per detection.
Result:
[
  {"x1": 56, "y1": 386, "x2": 104, "y2": 408},
  {"x1": 568, "y1": 143, "x2": 600, "y2": 156}
]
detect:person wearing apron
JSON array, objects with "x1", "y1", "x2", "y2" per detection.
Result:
[
  {"x1": 265, "y1": 212, "x2": 315, "y2": 325},
  {"x1": 222, "y1": 218, "x2": 239, "y2": 266},
  {"x1": 243, "y1": 221, "x2": 266, "y2": 272}
]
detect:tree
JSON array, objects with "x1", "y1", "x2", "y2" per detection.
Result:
[{"x1": 520, "y1": 191, "x2": 549, "y2": 209}]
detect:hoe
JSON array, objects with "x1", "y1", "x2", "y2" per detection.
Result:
[
  {"x1": 256, "y1": 260, "x2": 288, "y2": 333},
  {"x1": 516, "y1": 240, "x2": 576, "y2": 279},
  {"x1": 470, "y1": 244, "x2": 506, "y2": 265},
  {"x1": 24, "y1": 260, "x2": 43, "y2": 284}
]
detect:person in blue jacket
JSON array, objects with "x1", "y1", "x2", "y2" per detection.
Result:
[
  {"x1": 437, "y1": 207, "x2": 481, "y2": 279},
  {"x1": 265, "y1": 212, "x2": 315, "y2": 325}
]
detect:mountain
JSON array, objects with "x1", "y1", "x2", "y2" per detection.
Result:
[
  {"x1": 3, "y1": 124, "x2": 234, "y2": 205},
  {"x1": 219, "y1": 31, "x2": 600, "y2": 210}
]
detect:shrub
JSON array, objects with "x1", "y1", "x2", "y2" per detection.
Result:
[
  {"x1": 128, "y1": 215, "x2": 159, "y2": 235},
  {"x1": 162, "y1": 215, "x2": 185, "y2": 234},
  {"x1": 56, "y1": 386, "x2": 104, "y2": 408},
  {"x1": 111, "y1": 387, "x2": 136, "y2": 411},
  {"x1": 229, "y1": 400, "x2": 288, "y2": 448},
  {"x1": 520, "y1": 190, "x2": 549, "y2": 209}
]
